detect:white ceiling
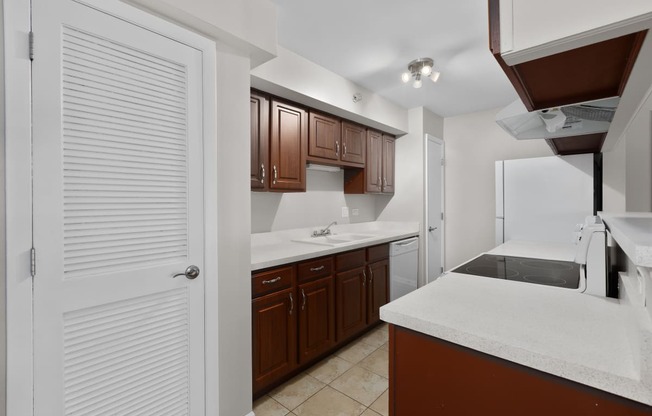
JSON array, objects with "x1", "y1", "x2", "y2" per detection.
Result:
[{"x1": 270, "y1": 0, "x2": 519, "y2": 117}]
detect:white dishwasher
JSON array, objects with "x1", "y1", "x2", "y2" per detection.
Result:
[{"x1": 389, "y1": 237, "x2": 419, "y2": 301}]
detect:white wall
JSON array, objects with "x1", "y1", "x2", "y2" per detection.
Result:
[
  {"x1": 376, "y1": 107, "x2": 444, "y2": 285},
  {"x1": 251, "y1": 46, "x2": 408, "y2": 136},
  {"x1": 211, "y1": 47, "x2": 253, "y2": 416},
  {"x1": 443, "y1": 108, "x2": 552, "y2": 268},
  {"x1": 123, "y1": 0, "x2": 277, "y2": 67},
  {"x1": 252, "y1": 170, "x2": 376, "y2": 233},
  {"x1": 603, "y1": 95, "x2": 652, "y2": 212},
  {"x1": 0, "y1": 0, "x2": 6, "y2": 412}
]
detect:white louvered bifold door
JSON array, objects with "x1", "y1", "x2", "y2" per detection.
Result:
[{"x1": 32, "y1": 1, "x2": 205, "y2": 415}]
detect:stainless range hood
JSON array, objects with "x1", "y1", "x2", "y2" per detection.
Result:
[{"x1": 495, "y1": 97, "x2": 619, "y2": 140}]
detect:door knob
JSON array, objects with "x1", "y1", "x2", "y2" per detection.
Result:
[
  {"x1": 173, "y1": 265, "x2": 200, "y2": 279},
  {"x1": 428, "y1": 226, "x2": 437, "y2": 232}
]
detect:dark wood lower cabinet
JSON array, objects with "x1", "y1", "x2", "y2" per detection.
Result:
[
  {"x1": 252, "y1": 243, "x2": 395, "y2": 398},
  {"x1": 252, "y1": 288, "x2": 296, "y2": 393},
  {"x1": 389, "y1": 325, "x2": 652, "y2": 416},
  {"x1": 298, "y1": 276, "x2": 335, "y2": 364},
  {"x1": 335, "y1": 267, "x2": 367, "y2": 342},
  {"x1": 367, "y1": 259, "x2": 389, "y2": 325}
]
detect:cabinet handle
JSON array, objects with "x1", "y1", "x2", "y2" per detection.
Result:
[
  {"x1": 343, "y1": 143, "x2": 347, "y2": 156},
  {"x1": 377, "y1": 176, "x2": 381, "y2": 186},
  {"x1": 369, "y1": 268, "x2": 374, "y2": 283},
  {"x1": 301, "y1": 289, "x2": 306, "y2": 311},
  {"x1": 383, "y1": 177, "x2": 387, "y2": 187},
  {"x1": 260, "y1": 163, "x2": 265, "y2": 184},
  {"x1": 335, "y1": 141, "x2": 340, "y2": 157},
  {"x1": 362, "y1": 270, "x2": 367, "y2": 287},
  {"x1": 309, "y1": 265, "x2": 325, "y2": 272},
  {"x1": 273, "y1": 165, "x2": 278, "y2": 185},
  {"x1": 262, "y1": 276, "x2": 281, "y2": 285},
  {"x1": 289, "y1": 293, "x2": 294, "y2": 315}
]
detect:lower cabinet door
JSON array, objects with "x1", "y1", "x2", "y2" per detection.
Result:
[
  {"x1": 336, "y1": 267, "x2": 367, "y2": 341},
  {"x1": 298, "y1": 276, "x2": 335, "y2": 364},
  {"x1": 367, "y1": 259, "x2": 389, "y2": 324},
  {"x1": 252, "y1": 288, "x2": 297, "y2": 393}
]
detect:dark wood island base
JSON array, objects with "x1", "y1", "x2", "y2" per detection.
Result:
[{"x1": 388, "y1": 325, "x2": 652, "y2": 415}]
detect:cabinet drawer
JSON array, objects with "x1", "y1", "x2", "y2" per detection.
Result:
[
  {"x1": 335, "y1": 249, "x2": 366, "y2": 272},
  {"x1": 252, "y1": 266, "x2": 294, "y2": 298},
  {"x1": 367, "y1": 244, "x2": 389, "y2": 263},
  {"x1": 297, "y1": 256, "x2": 333, "y2": 282}
]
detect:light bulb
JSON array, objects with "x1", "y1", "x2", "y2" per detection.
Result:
[
  {"x1": 429, "y1": 71, "x2": 440, "y2": 82},
  {"x1": 420, "y1": 65, "x2": 432, "y2": 76},
  {"x1": 413, "y1": 79, "x2": 422, "y2": 89},
  {"x1": 401, "y1": 72, "x2": 410, "y2": 83}
]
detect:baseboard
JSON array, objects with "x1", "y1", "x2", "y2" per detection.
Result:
[{"x1": 244, "y1": 412, "x2": 255, "y2": 416}]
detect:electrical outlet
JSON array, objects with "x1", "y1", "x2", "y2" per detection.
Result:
[
  {"x1": 351, "y1": 208, "x2": 359, "y2": 216},
  {"x1": 341, "y1": 207, "x2": 349, "y2": 218}
]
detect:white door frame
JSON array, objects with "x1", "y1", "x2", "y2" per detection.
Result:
[
  {"x1": 423, "y1": 134, "x2": 445, "y2": 283},
  {"x1": 3, "y1": 1, "x2": 218, "y2": 414}
]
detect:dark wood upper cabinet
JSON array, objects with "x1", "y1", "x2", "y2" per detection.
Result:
[
  {"x1": 252, "y1": 288, "x2": 297, "y2": 393},
  {"x1": 308, "y1": 112, "x2": 340, "y2": 161},
  {"x1": 269, "y1": 100, "x2": 307, "y2": 191},
  {"x1": 345, "y1": 131, "x2": 395, "y2": 195},
  {"x1": 340, "y1": 121, "x2": 366, "y2": 166},
  {"x1": 298, "y1": 276, "x2": 335, "y2": 364},
  {"x1": 487, "y1": 0, "x2": 647, "y2": 155},
  {"x1": 382, "y1": 135, "x2": 395, "y2": 194},
  {"x1": 365, "y1": 130, "x2": 383, "y2": 193},
  {"x1": 250, "y1": 92, "x2": 269, "y2": 190}
]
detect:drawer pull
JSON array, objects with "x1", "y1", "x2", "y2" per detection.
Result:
[
  {"x1": 262, "y1": 276, "x2": 281, "y2": 285},
  {"x1": 309, "y1": 265, "x2": 325, "y2": 272}
]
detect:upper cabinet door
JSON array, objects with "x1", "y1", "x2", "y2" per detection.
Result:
[
  {"x1": 251, "y1": 92, "x2": 269, "y2": 190},
  {"x1": 270, "y1": 100, "x2": 308, "y2": 192},
  {"x1": 308, "y1": 112, "x2": 340, "y2": 161},
  {"x1": 382, "y1": 135, "x2": 395, "y2": 194},
  {"x1": 341, "y1": 121, "x2": 366, "y2": 166},
  {"x1": 365, "y1": 130, "x2": 383, "y2": 193}
]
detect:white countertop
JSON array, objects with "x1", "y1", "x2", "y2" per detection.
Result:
[
  {"x1": 600, "y1": 212, "x2": 652, "y2": 268},
  {"x1": 381, "y1": 240, "x2": 652, "y2": 405},
  {"x1": 251, "y1": 221, "x2": 419, "y2": 270}
]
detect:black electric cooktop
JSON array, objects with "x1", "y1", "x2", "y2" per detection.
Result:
[{"x1": 452, "y1": 254, "x2": 581, "y2": 289}]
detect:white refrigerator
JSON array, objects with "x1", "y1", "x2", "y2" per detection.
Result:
[{"x1": 495, "y1": 154, "x2": 595, "y2": 245}]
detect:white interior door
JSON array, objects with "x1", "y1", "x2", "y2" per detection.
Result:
[
  {"x1": 32, "y1": 1, "x2": 206, "y2": 414},
  {"x1": 426, "y1": 135, "x2": 444, "y2": 283}
]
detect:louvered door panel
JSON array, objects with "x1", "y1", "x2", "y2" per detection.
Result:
[
  {"x1": 61, "y1": 26, "x2": 189, "y2": 278},
  {"x1": 63, "y1": 288, "x2": 190, "y2": 415}
]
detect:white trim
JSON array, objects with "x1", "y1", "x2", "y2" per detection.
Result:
[
  {"x1": 5, "y1": 0, "x2": 220, "y2": 414},
  {"x1": 498, "y1": 0, "x2": 514, "y2": 54},
  {"x1": 4, "y1": 0, "x2": 34, "y2": 414},
  {"x1": 423, "y1": 134, "x2": 445, "y2": 284},
  {"x1": 244, "y1": 412, "x2": 255, "y2": 416},
  {"x1": 502, "y1": 12, "x2": 652, "y2": 65}
]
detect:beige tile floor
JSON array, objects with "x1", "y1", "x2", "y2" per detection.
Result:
[{"x1": 253, "y1": 324, "x2": 389, "y2": 416}]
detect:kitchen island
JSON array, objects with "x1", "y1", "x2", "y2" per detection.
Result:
[{"x1": 381, "y1": 240, "x2": 652, "y2": 415}]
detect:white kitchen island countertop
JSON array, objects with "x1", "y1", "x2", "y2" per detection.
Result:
[
  {"x1": 381, "y1": 241, "x2": 652, "y2": 406},
  {"x1": 251, "y1": 221, "x2": 419, "y2": 271}
]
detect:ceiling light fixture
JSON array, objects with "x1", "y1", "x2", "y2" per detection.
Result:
[{"x1": 401, "y1": 58, "x2": 440, "y2": 88}]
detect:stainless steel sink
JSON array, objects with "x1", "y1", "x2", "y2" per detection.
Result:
[{"x1": 292, "y1": 233, "x2": 376, "y2": 247}]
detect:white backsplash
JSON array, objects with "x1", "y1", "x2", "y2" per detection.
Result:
[{"x1": 251, "y1": 170, "x2": 377, "y2": 233}]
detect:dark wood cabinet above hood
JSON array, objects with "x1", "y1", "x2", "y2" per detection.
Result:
[{"x1": 488, "y1": 0, "x2": 648, "y2": 155}]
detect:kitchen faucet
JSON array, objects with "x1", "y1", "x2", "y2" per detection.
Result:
[{"x1": 312, "y1": 221, "x2": 337, "y2": 237}]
